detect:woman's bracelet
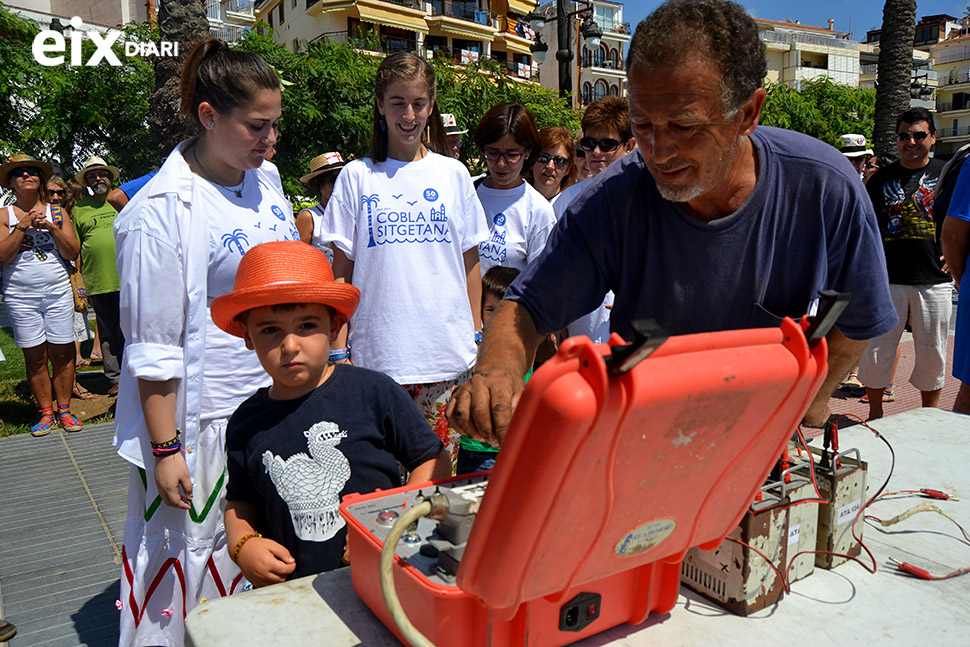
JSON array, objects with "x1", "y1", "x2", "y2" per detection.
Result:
[
  {"x1": 329, "y1": 348, "x2": 350, "y2": 362},
  {"x1": 13, "y1": 223, "x2": 27, "y2": 232},
  {"x1": 232, "y1": 532, "x2": 262, "y2": 562},
  {"x1": 152, "y1": 442, "x2": 182, "y2": 457},
  {"x1": 151, "y1": 431, "x2": 181, "y2": 450}
]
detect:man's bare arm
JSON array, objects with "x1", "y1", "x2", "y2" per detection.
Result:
[
  {"x1": 942, "y1": 215, "x2": 970, "y2": 290},
  {"x1": 802, "y1": 327, "x2": 868, "y2": 426},
  {"x1": 446, "y1": 300, "x2": 544, "y2": 447}
]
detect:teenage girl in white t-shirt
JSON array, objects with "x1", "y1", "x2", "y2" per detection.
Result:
[
  {"x1": 473, "y1": 102, "x2": 557, "y2": 275},
  {"x1": 320, "y1": 52, "x2": 488, "y2": 465}
]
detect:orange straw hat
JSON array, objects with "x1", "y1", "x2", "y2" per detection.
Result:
[{"x1": 211, "y1": 241, "x2": 360, "y2": 338}]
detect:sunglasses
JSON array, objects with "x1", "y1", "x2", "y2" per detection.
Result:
[
  {"x1": 483, "y1": 148, "x2": 526, "y2": 164},
  {"x1": 579, "y1": 137, "x2": 625, "y2": 153},
  {"x1": 48, "y1": 189, "x2": 66, "y2": 196},
  {"x1": 86, "y1": 170, "x2": 112, "y2": 181},
  {"x1": 536, "y1": 153, "x2": 569, "y2": 168},
  {"x1": 897, "y1": 131, "x2": 931, "y2": 142},
  {"x1": 11, "y1": 167, "x2": 41, "y2": 178}
]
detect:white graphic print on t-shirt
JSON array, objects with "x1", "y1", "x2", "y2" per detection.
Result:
[
  {"x1": 359, "y1": 186, "x2": 452, "y2": 248},
  {"x1": 262, "y1": 421, "x2": 352, "y2": 542}
]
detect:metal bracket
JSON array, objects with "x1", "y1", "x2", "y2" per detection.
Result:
[{"x1": 606, "y1": 319, "x2": 668, "y2": 375}]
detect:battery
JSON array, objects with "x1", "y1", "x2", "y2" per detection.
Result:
[
  {"x1": 812, "y1": 447, "x2": 867, "y2": 569},
  {"x1": 681, "y1": 492, "x2": 789, "y2": 616},
  {"x1": 769, "y1": 461, "x2": 819, "y2": 583}
]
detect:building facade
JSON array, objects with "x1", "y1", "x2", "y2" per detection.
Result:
[
  {"x1": 207, "y1": 0, "x2": 257, "y2": 43},
  {"x1": 757, "y1": 18, "x2": 861, "y2": 89},
  {"x1": 931, "y1": 35, "x2": 970, "y2": 158},
  {"x1": 254, "y1": 0, "x2": 538, "y2": 82}
]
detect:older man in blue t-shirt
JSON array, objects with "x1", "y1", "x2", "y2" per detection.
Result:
[{"x1": 447, "y1": 0, "x2": 896, "y2": 446}]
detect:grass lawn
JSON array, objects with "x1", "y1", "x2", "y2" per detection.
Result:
[{"x1": 0, "y1": 324, "x2": 113, "y2": 437}]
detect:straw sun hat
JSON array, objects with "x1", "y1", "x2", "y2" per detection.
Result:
[
  {"x1": 211, "y1": 241, "x2": 360, "y2": 338},
  {"x1": 300, "y1": 152, "x2": 347, "y2": 185},
  {"x1": 0, "y1": 154, "x2": 53, "y2": 183},
  {"x1": 74, "y1": 155, "x2": 120, "y2": 185}
]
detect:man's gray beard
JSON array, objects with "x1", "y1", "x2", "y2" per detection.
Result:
[
  {"x1": 655, "y1": 181, "x2": 704, "y2": 204},
  {"x1": 93, "y1": 183, "x2": 109, "y2": 196}
]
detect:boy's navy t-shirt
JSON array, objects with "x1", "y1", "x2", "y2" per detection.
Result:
[{"x1": 226, "y1": 364, "x2": 443, "y2": 579}]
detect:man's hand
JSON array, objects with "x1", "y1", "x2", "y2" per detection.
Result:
[
  {"x1": 154, "y1": 452, "x2": 193, "y2": 510},
  {"x1": 236, "y1": 536, "x2": 296, "y2": 587},
  {"x1": 446, "y1": 368, "x2": 525, "y2": 448}
]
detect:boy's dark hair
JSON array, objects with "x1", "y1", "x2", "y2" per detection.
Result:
[
  {"x1": 897, "y1": 107, "x2": 936, "y2": 133},
  {"x1": 481, "y1": 266, "x2": 521, "y2": 310},
  {"x1": 236, "y1": 302, "x2": 336, "y2": 327}
]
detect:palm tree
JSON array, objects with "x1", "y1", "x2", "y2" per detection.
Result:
[
  {"x1": 148, "y1": 0, "x2": 210, "y2": 157},
  {"x1": 873, "y1": 0, "x2": 916, "y2": 157},
  {"x1": 361, "y1": 195, "x2": 380, "y2": 248}
]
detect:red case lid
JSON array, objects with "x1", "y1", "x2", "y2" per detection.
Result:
[{"x1": 456, "y1": 318, "x2": 826, "y2": 619}]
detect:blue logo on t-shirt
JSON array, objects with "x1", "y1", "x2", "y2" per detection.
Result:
[
  {"x1": 423, "y1": 188, "x2": 439, "y2": 202},
  {"x1": 271, "y1": 205, "x2": 286, "y2": 221},
  {"x1": 494, "y1": 213, "x2": 506, "y2": 226}
]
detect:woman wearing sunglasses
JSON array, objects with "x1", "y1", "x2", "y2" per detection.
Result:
[
  {"x1": 474, "y1": 103, "x2": 556, "y2": 275},
  {"x1": 0, "y1": 155, "x2": 82, "y2": 435},
  {"x1": 529, "y1": 126, "x2": 577, "y2": 204}
]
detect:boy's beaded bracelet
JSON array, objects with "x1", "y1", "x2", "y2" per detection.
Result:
[
  {"x1": 232, "y1": 532, "x2": 262, "y2": 562},
  {"x1": 329, "y1": 348, "x2": 350, "y2": 362},
  {"x1": 151, "y1": 430, "x2": 181, "y2": 450},
  {"x1": 152, "y1": 441, "x2": 182, "y2": 458}
]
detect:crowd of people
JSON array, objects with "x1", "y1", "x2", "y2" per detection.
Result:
[{"x1": 2, "y1": 0, "x2": 969, "y2": 645}]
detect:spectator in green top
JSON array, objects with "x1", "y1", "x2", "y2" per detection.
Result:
[{"x1": 73, "y1": 156, "x2": 125, "y2": 395}]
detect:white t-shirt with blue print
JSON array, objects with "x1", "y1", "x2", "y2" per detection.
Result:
[
  {"x1": 320, "y1": 152, "x2": 489, "y2": 383},
  {"x1": 475, "y1": 180, "x2": 556, "y2": 275}
]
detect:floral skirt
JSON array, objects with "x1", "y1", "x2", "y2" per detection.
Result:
[{"x1": 402, "y1": 368, "x2": 472, "y2": 474}]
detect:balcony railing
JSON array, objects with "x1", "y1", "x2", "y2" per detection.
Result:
[
  {"x1": 942, "y1": 69, "x2": 970, "y2": 86},
  {"x1": 940, "y1": 125, "x2": 970, "y2": 138},
  {"x1": 758, "y1": 29, "x2": 857, "y2": 50},
  {"x1": 581, "y1": 59, "x2": 624, "y2": 71},
  {"x1": 592, "y1": 18, "x2": 631, "y2": 35},
  {"x1": 938, "y1": 101, "x2": 970, "y2": 112},
  {"x1": 226, "y1": 0, "x2": 255, "y2": 17},
  {"x1": 429, "y1": 1, "x2": 492, "y2": 26},
  {"x1": 210, "y1": 23, "x2": 247, "y2": 42},
  {"x1": 206, "y1": 0, "x2": 221, "y2": 21},
  {"x1": 425, "y1": 46, "x2": 537, "y2": 80},
  {"x1": 310, "y1": 30, "x2": 417, "y2": 54}
]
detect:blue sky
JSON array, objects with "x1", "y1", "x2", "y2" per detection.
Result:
[{"x1": 621, "y1": 0, "x2": 968, "y2": 40}]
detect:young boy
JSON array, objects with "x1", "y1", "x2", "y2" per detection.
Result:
[
  {"x1": 456, "y1": 266, "x2": 522, "y2": 475},
  {"x1": 212, "y1": 241, "x2": 450, "y2": 587}
]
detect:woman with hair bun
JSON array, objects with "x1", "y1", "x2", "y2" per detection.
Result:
[{"x1": 113, "y1": 38, "x2": 298, "y2": 646}]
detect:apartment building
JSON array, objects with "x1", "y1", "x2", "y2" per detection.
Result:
[
  {"x1": 757, "y1": 18, "x2": 860, "y2": 89},
  {"x1": 2, "y1": 0, "x2": 146, "y2": 28},
  {"x1": 255, "y1": 0, "x2": 538, "y2": 81},
  {"x1": 207, "y1": 0, "x2": 257, "y2": 43},
  {"x1": 931, "y1": 35, "x2": 970, "y2": 158}
]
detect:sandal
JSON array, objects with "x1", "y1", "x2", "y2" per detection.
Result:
[
  {"x1": 841, "y1": 373, "x2": 862, "y2": 390},
  {"x1": 860, "y1": 384, "x2": 894, "y2": 404},
  {"x1": 57, "y1": 404, "x2": 83, "y2": 432},
  {"x1": 31, "y1": 407, "x2": 56, "y2": 437},
  {"x1": 76, "y1": 358, "x2": 91, "y2": 368},
  {"x1": 89, "y1": 351, "x2": 103, "y2": 362},
  {"x1": 73, "y1": 382, "x2": 95, "y2": 400}
]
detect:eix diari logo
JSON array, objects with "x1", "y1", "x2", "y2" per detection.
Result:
[{"x1": 32, "y1": 16, "x2": 179, "y2": 67}]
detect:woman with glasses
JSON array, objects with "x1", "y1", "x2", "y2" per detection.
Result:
[
  {"x1": 47, "y1": 177, "x2": 95, "y2": 395},
  {"x1": 529, "y1": 126, "x2": 577, "y2": 203},
  {"x1": 0, "y1": 155, "x2": 82, "y2": 436},
  {"x1": 474, "y1": 103, "x2": 556, "y2": 275}
]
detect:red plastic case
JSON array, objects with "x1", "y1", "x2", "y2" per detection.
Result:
[{"x1": 340, "y1": 318, "x2": 827, "y2": 646}]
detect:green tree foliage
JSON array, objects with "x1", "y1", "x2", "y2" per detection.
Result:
[
  {"x1": 760, "y1": 78, "x2": 876, "y2": 149},
  {"x1": 1, "y1": 4, "x2": 577, "y2": 198},
  {"x1": 0, "y1": 5, "x2": 156, "y2": 182}
]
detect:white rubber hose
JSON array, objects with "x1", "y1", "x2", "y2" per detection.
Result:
[{"x1": 380, "y1": 499, "x2": 436, "y2": 647}]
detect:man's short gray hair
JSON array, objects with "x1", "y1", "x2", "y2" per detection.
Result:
[{"x1": 626, "y1": 0, "x2": 766, "y2": 119}]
